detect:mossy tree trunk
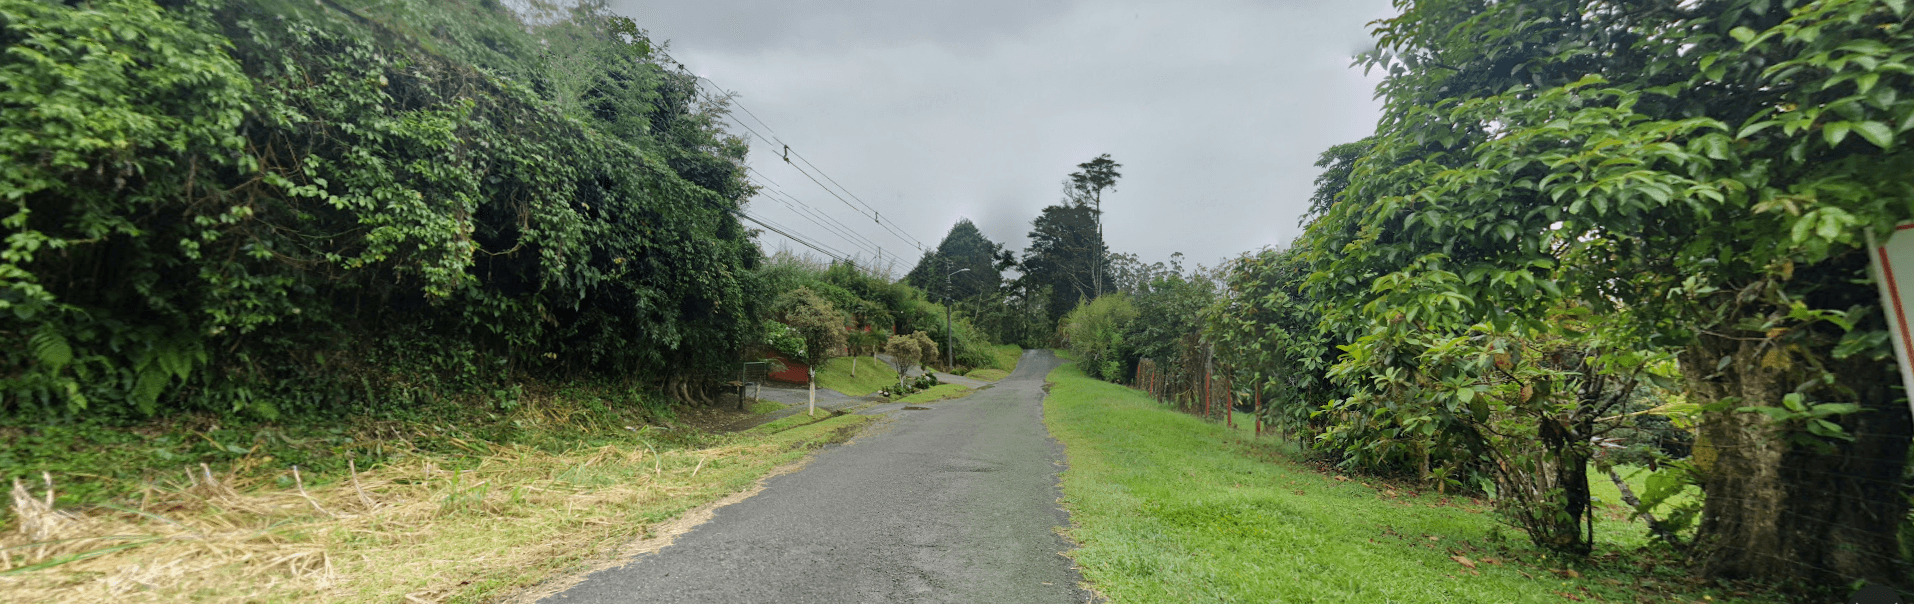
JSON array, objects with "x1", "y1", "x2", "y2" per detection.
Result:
[{"x1": 1681, "y1": 320, "x2": 1912, "y2": 587}]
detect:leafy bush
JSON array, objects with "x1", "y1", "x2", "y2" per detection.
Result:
[
  {"x1": 773, "y1": 288, "x2": 846, "y2": 368},
  {"x1": 885, "y1": 334, "x2": 923, "y2": 391},
  {"x1": 2, "y1": 0, "x2": 761, "y2": 419},
  {"x1": 764, "y1": 321, "x2": 805, "y2": 361},
  {"x1": 1061, "y1": 294, "x2": 1137, "y2": 382},
  {"x1": 911, "y1": 331, "x2": 940, "y2": 371}
]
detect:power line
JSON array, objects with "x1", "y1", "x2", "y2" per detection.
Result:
[
  {"x1": 780, "y1": 144, "x2": 928, "y2": 251},
  {"x1": 728, "y1": 95, "x2": 784, "y2": 142},
  {"x1": 691, "y1": 82, "x2": 933, "y2": 253},
  {"x1": 739, "y1": 211, "x2": 848, "y2": 262},
  {"x1": 644, "y1": 95, "x2": 868, "y2": 265},
  {"x1": 745, "y1": 166, "x2": 784, "y2": 189},
  {"x1": 742, "y1": 212, "x2": 844, "y2": 258},
  {"x1": 706, "y1": 111, "x2": 920, "y2": 253},
  {"x1": 761, "y1": 193, "x2": 882, "y2": 258},
  {"x1": 760, "y1": 186, "x2": 889, "y2": 257},
  {"x1": 742, "y1": 151, "x2": 890, "y2": 255},
  {"x1": 735, "y1": 127, "x2": 927, "y2": 255},
  {"x1": 667, "y1": 75, "x2": 929, "y2": 274},
  {"x1": 737, "y1": 167, "x2": 896, "y2": 263},
  {"x1": 779, "y1": 144, "x2": 928, "y2": 252}
]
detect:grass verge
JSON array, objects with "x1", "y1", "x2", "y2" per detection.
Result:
[
  {"x1": 0, "y1": 406, "x2": 873, "y2": 603},
  {"x1": 812, "y1": 356, "x2": 898, "y2": 397},
  {"x1": 984, "y1": 344, "x2": 1023, "y2": 371},
  {"x1": 962, "y1": 368, "x2": 1011, "y2": 382},
  {"x1": 895, "y1": 384, "x2": 971, "y2": 404},
  {"x1": 1042, "y1": 359, "x2": 1776, "y2": 604}
]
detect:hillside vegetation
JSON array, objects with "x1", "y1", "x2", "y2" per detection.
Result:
[
  {"x1": 0, "y1": 0, "x2": 1013, "y2": 563},
  {"x1": 1044, "y1": 359, "x2": 1767, "y2": 603},
  {"x1": 1035, "y1": 0, "x2": 1914, "y2": 595}
]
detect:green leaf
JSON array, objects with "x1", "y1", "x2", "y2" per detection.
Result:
[
  {"x1": 1811, "y1": 402, "x2": 1862, "y2": 416},
  {"x1": 1810, "y1": 419, "x2": 1851, "y2": 440},
  {"x1": 30, "y1": 330, "x2": 72, "y2": 373},
  {"x1": 1854, "y1": 121, "x2": 1894, "y2": 148},
  {"x1": 1699, "y1": 134, "x2": 1730, "y2": 159},
  {"x1": 1825, "y1": 121, "x2": 1853, "y2": 146},
  {"x1": 1816, "y1": 214, "x2": 1842, "y2": 241},
  {"x1": 1856, "y1": 73, "x2": 1881, "y2": 95},
  {"x1": 1728, "y1": 26, "x2": 1757, "y2": 43},
  {"x1": 1782, "y1": 392, "x2": 1807, "y2": 413},
  {"x1": 1737, "y1": 120, "x2": 1776, "y2": 139},
  {"x1": 158, "y1": 346, "x2": 191, "y2": 381},
  {"x1": 132, "y1": 368, "x2": 169, "y2": 416}
]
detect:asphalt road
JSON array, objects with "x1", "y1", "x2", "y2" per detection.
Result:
[{"x1": 539, "y1": 349, "x2": 1093, "y2": 604}]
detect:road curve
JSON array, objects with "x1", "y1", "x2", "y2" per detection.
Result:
[{"x1": 539, "y1": 349, "x2": 1094, "y2": 604}]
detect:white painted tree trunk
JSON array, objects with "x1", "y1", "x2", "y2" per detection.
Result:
[{"x1": 808, "y1": 367, "x2": 816, "y2": 417}]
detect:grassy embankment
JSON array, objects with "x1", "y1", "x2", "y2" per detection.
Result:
[
  {"x1": 962, "y1": 368, "x2": 1011, "y2": 382},
  {"x1": 1211, "y1": 409, "x2": 1704, "y2": 546},
  {"x1": 812, "y1": 356, "x2": 900, "y2": 396},
  {"x1": 953, "y1": 344, "x2": 1022, "y2": 382},
  {"x1": 1043, "y1": 359, "x2": 1769, "y2": 604},
  {"x1": 0, "y1": 396, "x2": 872, "y2": 604},
  {"x1": 895, "y1": 384, "x2": 972, "y2": 404}
]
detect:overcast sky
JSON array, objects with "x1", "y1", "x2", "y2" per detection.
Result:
[{"x1": 607, "y1": 0, "x2": 1395, "y2": 275}]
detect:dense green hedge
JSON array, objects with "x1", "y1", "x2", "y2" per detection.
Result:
[{"x1": 2, "y1": 0, "x2": 760, "y2": 419}]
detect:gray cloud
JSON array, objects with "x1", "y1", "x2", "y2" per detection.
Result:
[{"x1": 609, "y1": 0, "x2": 1395, "y2": 273}]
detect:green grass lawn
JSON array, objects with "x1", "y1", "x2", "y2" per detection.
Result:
[
  {"x1": 746, "y1": 408, "x2": 860, "y2": 435},
  {"x1": 1042, "y1": 359, "x2": 1771, "y2": 604},
  {"x1": 812, "y1": 356, "x2": 899, "y2": 396},
  {"x1": 962, "y1": 368, "x2": 1011, "y2": 382},
  {"x1": 895, "y1": 383, "x2": 971, "y2": 404},
  {"x1": 984, "y1": 343, "x2": 1023, "y2": 371}
]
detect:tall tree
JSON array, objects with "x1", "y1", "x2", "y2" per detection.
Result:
[
  {"x1": 1069, "y1": 154, "x2": 1123, "y2": 297},
  {"x1": 1022, "y1": 203, "x2": 1109, "y2": 328},
  {"x1": 905, "y1": 219, "x2": 1007, "y2": 302}
]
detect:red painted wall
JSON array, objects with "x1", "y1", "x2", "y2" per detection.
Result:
[{"x1": 765, "y1": 350, "x2": 810, "y2": 384}]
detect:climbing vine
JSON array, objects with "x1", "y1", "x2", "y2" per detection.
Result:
[{"x1": 2, "y1": 0, "x2": 761, "y2": 418}]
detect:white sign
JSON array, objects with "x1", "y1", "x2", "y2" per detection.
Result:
[{"x1": 1867, "y1": 224, "x2": 1914, "y2": 415}]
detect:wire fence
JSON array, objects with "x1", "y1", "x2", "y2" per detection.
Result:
[{"x1": 1134, "y1": 356, "x2": 1260, "y2": 433}]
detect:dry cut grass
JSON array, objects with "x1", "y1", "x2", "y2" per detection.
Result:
[{"x1": 0, "y1": 416, "x2": 872, "y2": 603}]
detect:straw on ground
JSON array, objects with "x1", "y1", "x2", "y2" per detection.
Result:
[{"x1": 1, "y1": 415, "x2": 871, "y2": 603}]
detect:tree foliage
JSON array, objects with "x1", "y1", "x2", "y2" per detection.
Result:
[
  {"x1": 774, "y1": 287, "x2": 846, "y2": 369},
  {"x1": 911, "y1": 331, "x2": 940, "y2": 372},
  {"x1": 885, "y1": 333, "x2": 925, "y2": 390},
  {"x1": 1022, "y1": 203, "x2": 1108, "y2": 327},
  {"x1": 1234, "y1": 0, "x2": 1914, "y2": 584},
  {"x1": 1060, "y1": 294, "x2": 1137, "y2": 381},
  {"x1": 2, "y1": 0, "x2": 760, "y2": 418},
  {"x1": 904, "y1": 219, "x2": 1010, "y2": 302},
  {"x1": 1206, "y1": 245, "x2": 1340, "y2": 439}
]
